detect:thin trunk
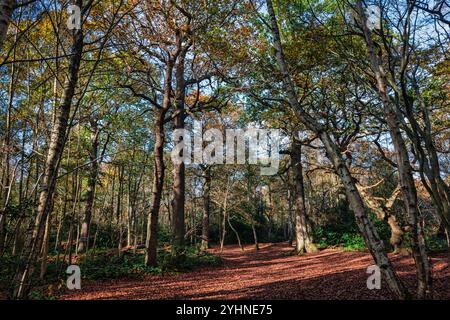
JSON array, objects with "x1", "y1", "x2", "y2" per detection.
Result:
[
  {"x1": 118, "y1": 217, "x2": 123, "y2": 257},
  {"x1": 0, "y1": 0, "x2": 15, "y2": 49},
  {"x1": 11, "y1": 218, "x2": 22, "y2": 256},
  {"x1": 55, "y1": 145, "x2": 71, "y2": 271},
  {"x1": 220, "y1": 207, "x2": 226, "y2": 254},
  {"x1": 145, "y1": 113, "x2": 165, "y2": 266},
  {"x1": 126, "y1": 165, "x2": 133, "y2": 247},
  {"x1": 78, "y1": 121, "x2": 99, "y2": 253},
  {"x1": 39, "y1": 215, "x2": 50, "y2": 280},
  {"x1": 227, "y1": 213, "x2": 243, "y2": 251},
  {"x1": 67, "y1": 220, "x2": 74, "y2": 266},
  {"x1": 60, "y1": 220, "x2": 73, "y2": 274},
  {"x1": 445, "y1": 226, "x2": 449, "y2": 251},
  {"x1": 171, "y1": 50, "x2": 188, "y2": 260},
  {"x1": 251, "y1": 219, "x2": 259, "y2": 251},
  {"x1": 355, "y1": 1, "x2": 431, "y2": 299},
  {"x1": 54, "y1": 210, "x2": 63, "y2": 252},
  {"x1": 92, "y1": 225, "x2": 98, "y2": 252},
  {"x1": 109, "y1": 168, "x2": 115, "y2": 245},
  {"x1": 407, "y1": 46, "x2": 450, "y2": 231},
  {"x1": 145, "y1": 59, "x2": 174, "y2": 267},
  {"x1": 387, "y1": 215, "x2": 405, "y2": 254},
  {"x1": 74, "y1": 114, "x2": 82, "y2": 256}
]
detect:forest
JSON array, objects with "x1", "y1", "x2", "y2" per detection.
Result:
[{"x1": 0, "y1": 0, "x2": 449, "y2": 301}]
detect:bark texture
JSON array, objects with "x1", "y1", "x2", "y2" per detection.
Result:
[
  {"x1": 78, "y1": 120, "x2": 99, "y2": 253},
  {"x1": 0, "y1": 0, "x2": 15, "y2": 49}
]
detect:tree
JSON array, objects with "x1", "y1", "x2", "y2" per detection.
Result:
[
  {"x1": 264, "y1": 0, "x2": 409, "y2": 299},
  {"x1": 353, "y1": 0, "x2": 432, "y2": 298}
]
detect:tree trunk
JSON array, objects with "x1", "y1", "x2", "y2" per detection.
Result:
[
  {"x1": 287, "y1": 188, "x2": 294, "y2": 246},
  {"x1": 39, "y1": 215, "x2": 50, "y2": 280},
  {"x1": 387, "y1": 215, "x2": 405, "y2": 254},
  {"x1": 67, "y1": 220, "x2": 74, "y2": 266},
  {"x1": 228, "y1": 213, "x2": 243, "y2": 251},
  {"x1": 145, "y1": 113, "x2": 165, "y2": 266},
  {"x1": 0, "y1": 24, "x2": 18, "y2": 256},
  {"x1": 117, "y1": 165, "x2": 124, "y2": 257},
  {"x1": 220, "y1": 207, "x2": 226, "y2": 254},
  {"x1": 407, "y1": 54, "x2": 450, "y2": 232},
  {"x1": 127, "y1": 196, "x2": 132, "y2": 247},
  {"x1": 171, "y1": 50, "x2": 188, "y2": 261},
  {"x1": 445, "y1": 226, "x2": 450, "y2": 251},
  {"x1": 292, "y1": 141, "x2": 317, "y2": 254},
  {"x1": 251, "y1": 219, "x2": 259, "y2": 250}
]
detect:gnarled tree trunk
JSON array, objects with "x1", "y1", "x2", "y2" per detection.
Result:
[
  {"x1": 357, "y1": 184, "x2": 406, "y2": 254},
  {"x1": 78, "y1": 120, "x2": 99, "y2": 253}
]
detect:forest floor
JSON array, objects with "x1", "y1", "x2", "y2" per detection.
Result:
[{"x1": 58, "y1": 242, "x2": 450, "y2": 300}]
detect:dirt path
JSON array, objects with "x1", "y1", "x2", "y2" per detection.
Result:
[{"x1": 59, "y1": 243, "x2": 450, "y2": 300}]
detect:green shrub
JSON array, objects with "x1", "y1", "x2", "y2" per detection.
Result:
[
  {"x1": 340, "y1": 233, "x2": 366, "y2": 251},
  {"x1": 76, "y1": 246, "x2": 223, "y2": 280},
  {"x1": 77, "y1": 251, "x2": 162, "y2": 280},
  {"x1": 427, "y1": 235, "x2": 448, "y2": 252},
  {"x1": 157, "y1": 225, "x2": 172, "y2": 244},
  {"x1": 313, "y1": 225, "x2": 367, "y2": 251}
]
